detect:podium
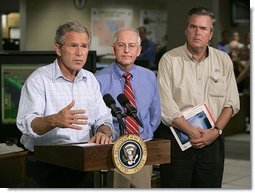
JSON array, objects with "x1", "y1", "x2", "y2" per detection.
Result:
[{"x1": 34, "y1": 139, "x2": 170, "y2": 172}]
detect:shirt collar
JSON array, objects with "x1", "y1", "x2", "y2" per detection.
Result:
[
  {"x1": 113, "y1": 61, "x2": 137, "y2": 79},
  {"x1": 184, "y1": 43, "x2": 209, "y2": 61},
  {"x1": 53, "y1": 59, "x2": 87, "y2": 82}
]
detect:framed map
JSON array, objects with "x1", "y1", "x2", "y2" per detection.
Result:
[{"x1": 91, "y1": 8, "x2": 133, "y2": 55}]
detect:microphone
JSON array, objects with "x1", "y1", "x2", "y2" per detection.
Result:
[
  {"x1": 103, "y1": 93, "x2": 127, "y2": 135},
  {"x1": 117, "y1": 93, "x2": 144, "y2": 128}
]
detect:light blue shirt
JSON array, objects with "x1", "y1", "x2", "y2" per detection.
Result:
[
  {"x1": 16, "y1": 59, "x2": 115, "y2": 151},
  {"x1": 95, "y1": 62, "x2": 161, "y2": 140}
]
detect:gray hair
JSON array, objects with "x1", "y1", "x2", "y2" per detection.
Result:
[
  {"x1": 55, "y1": 21, "x2": 91, "y2": 45},
  {"x1": 112, "y1": 27, "x2": 141, "y2": 45},
  {"x1": 187, "y1": 7, "x2": 216, "y2": 31}
]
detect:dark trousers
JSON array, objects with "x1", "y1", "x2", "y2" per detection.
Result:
[
  {"x1": 25, "y1": 155, "x2": 94, "y2": 188},
  {"x1": 154, "y1": 122, "x2": 225, "y2": 188}
]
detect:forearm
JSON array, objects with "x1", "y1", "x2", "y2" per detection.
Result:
[
  {"x1": 172, "y1": 116, "x2": 200, "y2": 138},
  {"x1": 215, "y1": 107, "x2": 234, "y2": 130},
  {"x1": 31, "y1": 115, "x2": 56, "y2": 135}
]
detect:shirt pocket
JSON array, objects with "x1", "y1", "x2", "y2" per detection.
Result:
[{"x1": 208, "y1": 75, "x2": 226, "y2": 97}]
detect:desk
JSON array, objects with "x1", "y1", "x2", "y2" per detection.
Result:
[{"x1": 0, "y1": 151, "x2": 28, "y2": 187}]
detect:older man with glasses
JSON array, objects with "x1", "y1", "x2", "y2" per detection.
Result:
[{"x1": 95, "y1": 27, "x2": 161, "y2": 188}]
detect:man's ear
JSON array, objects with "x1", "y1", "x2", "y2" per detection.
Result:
[
  {"x1": 137, "y1": 46, "x2": 142, "y2": 57},
  {"x1": 111, "y1": 45, "x2": 116, "y2": 55},
  {"x1": 209, "y1": 31, "x2": 214, "y2": 41},
  {"x1": 55, "y1": 44, "x2": 61, "y2": 56}
]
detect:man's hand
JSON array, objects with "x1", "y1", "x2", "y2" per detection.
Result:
[
  {"x1": 190, "y1": 128, "x2": 219, "y2": 149},
  {"x1": 53, "y1": 100, "x2": 88, "y2": 130},
  {"x1": 31, "y1": 100, "x2": 88, "y2": 135},
  {"x1": 88, "y1": 125, "x2": 113, "y2": 144},
  {"x1": 89, "y1": 132, "x2": 112, "y2": 144}
]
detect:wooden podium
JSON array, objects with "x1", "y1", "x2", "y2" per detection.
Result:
[{"x1": 34, "y1": 139, "x2": 170, "y2": 172}]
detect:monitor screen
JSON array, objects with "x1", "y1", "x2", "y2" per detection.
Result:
[
  {"x1": 1, "y1": 64, "x2": 45, "y2": 124},
  {"x1": 0, "y1": 50, "x2": 97, "y2": 141}
]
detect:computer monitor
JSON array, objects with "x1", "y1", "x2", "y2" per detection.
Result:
[
  {"x1": 0, "y1": 50, "x2": 97, "y2": 142},
  {"x1": 1, "y1": 64, "x2": 44, "y2": 124}
]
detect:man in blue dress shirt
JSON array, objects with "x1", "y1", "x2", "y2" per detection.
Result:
[{"x1": 95, "y1": 27, "x2": 161, "y2": 188}]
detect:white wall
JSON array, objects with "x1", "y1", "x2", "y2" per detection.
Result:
[
  {"x1": 20, "y1": 0, "x2": 167, "y2": 51},
  {"x1": 19, "y1": 0, "x2": 250, "y2": 51}
]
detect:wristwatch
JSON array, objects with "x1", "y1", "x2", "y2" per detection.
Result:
[{"x1": 213, "y1": 126, "x2": 222, "y2": 135}]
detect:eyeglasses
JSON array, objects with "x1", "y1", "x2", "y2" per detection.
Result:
[{"x1": 114, "y1": 42, "x2": 139, "y2": 52}]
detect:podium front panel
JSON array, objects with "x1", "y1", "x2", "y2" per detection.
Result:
[{"x1": 34, "y1": 139, "x2": 170, "y2": 171}]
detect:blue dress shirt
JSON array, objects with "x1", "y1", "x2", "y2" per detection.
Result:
[
  {"x1": 16, "y1": 59, "x2": 115, "y2": 151},
  {"x1": 95, "y1": 62, "x2": 161, "y2": 140}
]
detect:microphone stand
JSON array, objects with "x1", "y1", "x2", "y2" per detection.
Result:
[
  {"x1": 119, "y1": 112, "x2": 127, "y2": 136},
  {"x1": 100, "y1": 113, "x2": 126, "y2": 188}
]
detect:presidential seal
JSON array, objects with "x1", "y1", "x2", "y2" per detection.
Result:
[{"x1": 112, "y1": 134, "x2": 147, "y2": 174}]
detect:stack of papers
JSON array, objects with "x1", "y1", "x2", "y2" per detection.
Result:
[{"x1": 0, "y1": 143, "x2": 24, "y2": 155}]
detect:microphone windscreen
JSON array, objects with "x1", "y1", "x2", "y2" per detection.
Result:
[
  {"x1": 117, "y1": 93, "x2": 129, "y2": 106},
  {"x1": 103, "y1": 93, "x2": 116, "y2": 107}
]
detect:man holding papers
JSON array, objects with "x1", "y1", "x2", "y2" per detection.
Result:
[{"x1": 155, "y1": 7, "x2": 240, "y2": 188}]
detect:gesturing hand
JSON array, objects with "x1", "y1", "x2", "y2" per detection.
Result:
[{"x1": 54, "y1": 100, "x2": 88, "y2": 130}]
